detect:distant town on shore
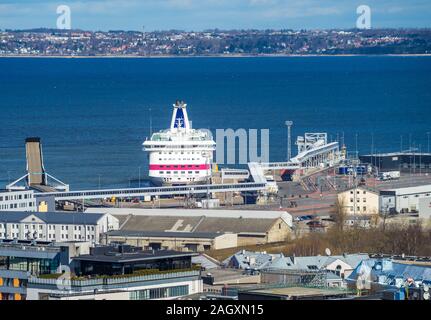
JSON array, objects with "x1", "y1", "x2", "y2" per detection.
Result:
[{"x1": 1, "y1": 28, "x2": 431, "y2": 57}]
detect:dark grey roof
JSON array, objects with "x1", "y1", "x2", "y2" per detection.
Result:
[
  {"x1": 74, "y1": 249, "x2": 197, "y2": 263},
  {"x1": 107, "y1": 230, "x2": 224, "y2": 239},
  {"x1": 118, "y1": 215, "x2": 280, "y2": 234},
  {"x1": 380, "y1": 190, "x2": 396, "y2": 196},
  {"x1": 0, "y1": 211, "x2": 105, "y2": 225}
]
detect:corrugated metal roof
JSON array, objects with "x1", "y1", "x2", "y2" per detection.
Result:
[
  {"x1": 117, "y1": 214, "x2": 288, "y2": 234},
  {"x1": 107, "y1": 230, "x2": 224, "y2": 239},
  {"x1": 86, "y1": 207, "x2": 291, "y2": 220},
  {"x1": 387, "y1": 184, "x2": 431, "y2": 196}
]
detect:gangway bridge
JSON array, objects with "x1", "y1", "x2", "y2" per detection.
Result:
[
  {"x1": 7, "y1": 138, "x2": 69, "y2": 192},
  {"x1": 33, "y1": 181, "x2": 267, "y2": 202}
]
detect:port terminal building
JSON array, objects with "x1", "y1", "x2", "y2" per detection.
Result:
[{"x1": 360, "y1": 152, "x2": 431, "y2": 172}]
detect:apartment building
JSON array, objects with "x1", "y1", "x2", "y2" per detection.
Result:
[
  {"x1": 0, "y1": 190, "x2": 36, "y2": 212},
  {"x1": 0, "y1": 211, "x2": 119, "y2": 243},
  {"x1": 337, "y1": 186, "x2": 380, "y2": 215}
]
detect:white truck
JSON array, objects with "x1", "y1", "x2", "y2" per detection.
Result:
[{"x1": 378, "y1": 171, "x2": 400, "y2": 181}]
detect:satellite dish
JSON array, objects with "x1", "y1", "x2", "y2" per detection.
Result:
[
  {"x1": 325, "y1": 248, "x2": 331, "y2": 256},
  {"x1": 375, "y1": 263, "x2": 382, "y2": 271},
  {"x1": 424, "y1": 292, "x2": 430, "y2": 300}
]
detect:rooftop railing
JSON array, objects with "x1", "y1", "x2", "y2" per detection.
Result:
[{"x1": 29, "y1": 269, "x2": 200, "y2": 291}]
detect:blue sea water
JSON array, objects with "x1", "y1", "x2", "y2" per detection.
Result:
[{"x1": 0, "y1": 56, "x2": 430, "y2": 189}]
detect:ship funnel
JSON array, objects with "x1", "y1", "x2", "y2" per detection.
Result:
[{"x1": 170, "y1": 100, "x2": 191, "y2": 131}]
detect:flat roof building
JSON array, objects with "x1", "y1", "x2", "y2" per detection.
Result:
[
  {"x1": 238, "y1": 286, "x2": 351, "y2": 300},
  {"x1": 380, "y1": 184, "x2": 431, "y2": 214},
  {"x1": 26, "y1": 243, "x2": 202, "y2": 300},
  {"x1": 1, "y1": 241, "x2": 202, "y2": 300},
  {"x1": 0, "y1": 239, "x2": 88, "y2": 300},
  {"x1": 360, "y1": 152, "x2": 431, "y2": 173}
]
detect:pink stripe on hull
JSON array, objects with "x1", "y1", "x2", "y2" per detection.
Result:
[{"x1": 149, "y1": 164, "x2": 210, "y2": 170}]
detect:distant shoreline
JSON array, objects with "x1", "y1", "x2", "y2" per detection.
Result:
[{"x1": 1, "y1": 53, "x2": 431, "y2": 58}]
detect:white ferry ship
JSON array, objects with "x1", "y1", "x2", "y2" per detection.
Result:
[{"x1": 143, "y1": 101, "x2": 216, "y2": 185}]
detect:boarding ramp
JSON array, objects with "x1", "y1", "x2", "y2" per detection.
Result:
[
  {"x1": 25, "y1": 137, "x2": 46, "y2": 186},
  {"x1": 6, "y1": 138, "x2": 69, "y2": 192}
]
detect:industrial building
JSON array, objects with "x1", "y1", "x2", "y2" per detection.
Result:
[
  {"x1": 86, "y1": 208, "x2": 293, "y2": 246},
  {"x1": 0, "y1": 189, "x2": 36, "y2": 212},
  {"x1": 0, "y1": 211, "x2": 119, "y2": 243},
  {"x1": 418, "y1": 197, "x2": 431, "y2": 219},
  {"x1": 359, "y1": 152, "x2": 431, "y2": 173},
  {"x1": 104, "y1": 230, "x2": 238, "y2": 252},
  {"x1": 380, "y1": 184, "x2": 431, "y2": 215}
]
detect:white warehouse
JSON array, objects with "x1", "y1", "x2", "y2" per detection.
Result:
[
  {"x1": 0, "y1": 211, "x2": 119, "y2": 243},
  {"x1": 380, "y1": 184, "x2": 431, "y2": 214}
]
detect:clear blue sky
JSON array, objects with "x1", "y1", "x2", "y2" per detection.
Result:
[{"x1": 0, "y1": 0, "x2": 430, "y2": 31}]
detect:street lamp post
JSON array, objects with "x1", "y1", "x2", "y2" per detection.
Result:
[
  {"x1": 355, "y1": 133, "x2": 358, "y2": 159},
  {"x1": 427, "y1": 132, "x2": 430, "y2": 153},
  {"x1": 138, "y1": 166, "x2": 141, "y2": 188},
  {"x1": 285, "y1": 121, "x2": 293, "y2": 161}
]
